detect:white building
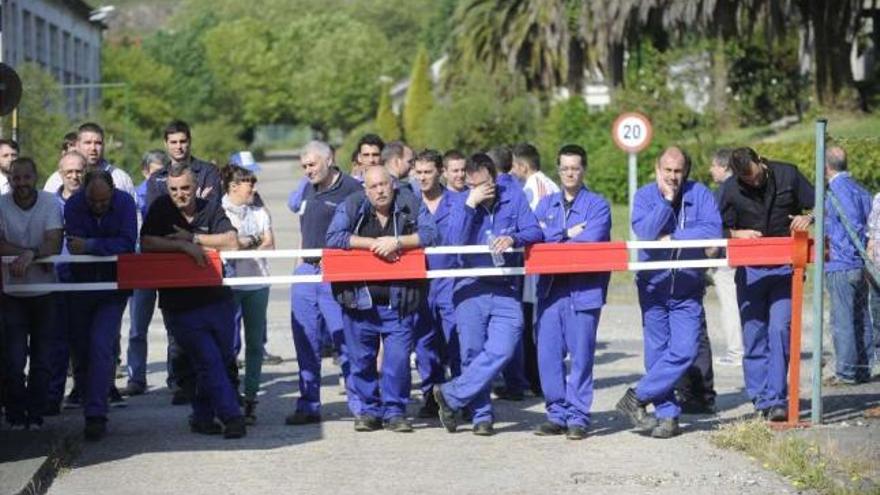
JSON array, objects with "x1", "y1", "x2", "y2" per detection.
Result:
[{"x1": 1, "y1": 0, "x2": 104, "y2": 117}]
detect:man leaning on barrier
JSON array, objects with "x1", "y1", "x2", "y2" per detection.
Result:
[
  {"x1": 64, "y1": 170, "x2": 138, "y2": 440},
  {"x1": 325, "y1": 166, "x2": 437, "y2": 433},
  {"x1": 719, "y1": 147, "x2": 815, "y2": 422},
  {"x1": 140, "y1": 162, "x2": 246, "y2": 439},
  {"x1": 616, "y1": 147, "x2": 722, "y2": 439}
]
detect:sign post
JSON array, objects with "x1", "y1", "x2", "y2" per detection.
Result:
[{"x1": 611, "y1": 112, "x2": 653, "y2": 252}]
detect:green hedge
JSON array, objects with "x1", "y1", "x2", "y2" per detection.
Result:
[{"x1": 754, "y1": 138, "x2": 880, "y2": 193}]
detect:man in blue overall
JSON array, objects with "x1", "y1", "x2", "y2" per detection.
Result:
[
  {"x1": 410, "y1": 149, "x2": 459, "y2": 418},
  {"x1": 326, "y1": 166, "x2": 437, "y2": 432},
  {"x1": 822, "y1": 146, "x2": 873, "y2": 384},
  {"x1": 433, "y1": 153, "x2": 543, "y2": 436},
  {"x1": 286, "y1": 140, "x2": 364, "y2": 426},
  {"x1": 719, "y1": 147, "x2": 814, "y2": 421},
  {"x1": 141, "y1": 162, "x2": 246, "y2": 438},
  {"x1": 533, "y1": 145, "x2": 612, "y2": 440},
  {"x1": 64, "y1": 170, "x2": 138, "y2": 440},
  {"x1": 617, "y1": 147, "x2": 721, "y2": 438}
]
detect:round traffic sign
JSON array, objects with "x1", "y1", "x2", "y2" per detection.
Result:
[
  {"x1": 611, "y1": 112, "x2": 653, "y2": 153},
  {"x1": 0, "y1": 63, "x2": 23, "y2": 116}
]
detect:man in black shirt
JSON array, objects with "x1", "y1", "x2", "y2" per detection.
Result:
[
  {"x1": 719, "y1": 147, "x2": 814, "y2": 421},
  {"x1": 325, "y1": 167, "x2": 437, "y2": 433},
  {"x1": 141, "y1": 163, "x2": 245, "y2": 438}
]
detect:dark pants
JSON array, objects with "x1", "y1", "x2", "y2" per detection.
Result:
[
  {"x1": 3, "y1": 294, "x2": 56, "y2": 425},
  {"x1": 675, "y1": 314, "x2": 716, "y2": 405}
]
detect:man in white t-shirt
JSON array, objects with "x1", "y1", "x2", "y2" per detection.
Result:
[
  {"x1": 43, "y1": 122, "x2": 136, "y2": 201},
  {"x1": 0, "y1": 157, "x2": 64, "y2": 430},
  {"x1": 0, "y1": 139, "x2": 20, "y2": 195}
]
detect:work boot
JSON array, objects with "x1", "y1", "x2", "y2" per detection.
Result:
[
  {"x1": 767, "y1": 406, "x2": 787, "y2": 422},
  {"x1": 223, "y1": 416, "x2": 247, "y2": 439},
  {"x1": 262, "y1": 351, "x2": 283, "y2": 365},
  {"x1": 109, "y1": 386, "x2": 127, "y2": 408},
  {"x1": 472, "y1": 422, "x2": 495, "y2": 436},
  {"x1": 84, "y1": 417, "x2": 107, "y2": 442},
  {"x1": 417, "y1": 393, "x2": 439, "y2": 419},
  {"x1": 190, "y1": 418, "x2": 222, "y2": 435},
  {"x1": 433, "y1": 387, "x2": 457, "y2": 433},
  {"x1": 353, "y1": 415, "x2": 383, "y2": 432},
  {"x1": 650, "y1": 418, "x2": 680, "y2": 439},
  {"x1": 244, "y1": 398, "x2": 258, "y2": 426},
  {"x1": 384, "y1": 416, "x2": 414, "y2": 433},
  {"x1": 566, "y1": 426, "x2": 588, "y2": 441},
  {"x1": 120, "y1": 382, "x2": 146, "y2": 397},
  {"x1": 533, "y1": 421, "x2": 566, "y2": 436},
  {"x1": 615, "y1": 387, "x2": 658, "y2": 431},
  {"x1": 285, "y1": 411, "x2": 321, "y2": 426}
]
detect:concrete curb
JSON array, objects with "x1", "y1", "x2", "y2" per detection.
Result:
[{"x1": 15, "y1": 434, "x2": 80, "y2": 495}]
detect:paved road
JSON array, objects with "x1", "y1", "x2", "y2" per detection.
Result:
[{"x1": 43, "y1": 153, "x2": 830, "y2": 494}]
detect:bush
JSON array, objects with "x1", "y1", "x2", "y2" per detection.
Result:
[
  {"x1": 754, "y1": 138, "x2": 880, "y2": 192},
  {"x1": 190, "y1": 118, "x2": 247, "y2": 166}
]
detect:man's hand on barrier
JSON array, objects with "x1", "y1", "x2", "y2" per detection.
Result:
[
  {"x1": 731, "y1": 229, "x2": 763, "y2": 239},
  {"x1": 67, "y1": 236, "x2": 88, "y2": 254},
  {"x1": 371, "y1": 236, "x2": 401, "y2": 262},
  {"x1": 183, "y1": 243, "x2": 207, "y2": 267},
  {"x1": 788, "y1": 214, "x2": 813, "y2": 232},
  {"x1": 166, "y1": 225, "x2": 195, "y2": 243},
  {"x1": 10, "y1": 250, "x2": 34, "y2": 277},
  {"x1": 466, "y1": 182, "x2": 495, "y2": 208},
  {"x1": 491, "y1": 235, "x2": 514, "y2": 255}
]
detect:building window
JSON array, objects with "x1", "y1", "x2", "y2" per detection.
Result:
[
  {"x1": 50, "y1": 25, "x2": 61, "y2": 79},
  {"x1": 35, "y1": 16, "x2": 47, "y2": 69},
  {"x1": 22, "y1": 10, "x2": 32, "y2": 62}
]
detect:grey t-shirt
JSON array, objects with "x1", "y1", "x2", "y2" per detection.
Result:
[{"x1": 0, "y1": 191, "x2": 64, "y2": 297}]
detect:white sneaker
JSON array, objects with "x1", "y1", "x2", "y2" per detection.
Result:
[{"x1": 715, "y1": 354, "x2": 742, "y2": 367}]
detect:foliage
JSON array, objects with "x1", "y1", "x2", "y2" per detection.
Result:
[
  {"x1": 402, "y1": 46, "x2": 435, "y2": 148},
  {"x1": 1, "y1": 64, "x2": 73, "y2": 181},
  {"x1": 752, "y1": 138, "x2": 880, "y2": 193},
  {"x1": 101, "y1": 42, "x2": 175, "y2": 133},
  {"x1": 376, "y1": 83, "x2": 401, "y2": 142},
  {"x1": 189, "y1": 118, "x2": 246, "y2": 165},
  {"x1": 423, "y1": 68, "x2": 537, "y2": 152},
  {"x1": 726, "y1": 34, "x2": 807, "y2": 126}
]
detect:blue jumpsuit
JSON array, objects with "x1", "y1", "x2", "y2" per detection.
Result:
[
  {"x1": 64, "y1": 190, "x2": 138, "y2": 421},
  {"x1": 632, "y1": 181, "x2": 721, "y2": 419},
  {"x1": 438, "y1": 183, "x2": 543, "y2": 425},
  {"x1": 534, "y1": 187, "x2": 611, "y2": 429}
]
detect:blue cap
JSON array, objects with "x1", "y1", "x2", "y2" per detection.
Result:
[{"x1": 228, "y1": 151, "x2": 262, "y2": 173}]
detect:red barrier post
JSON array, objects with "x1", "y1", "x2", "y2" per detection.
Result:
[{"x1": 787, "y1": 231, "x2": 810, "y2": 425}]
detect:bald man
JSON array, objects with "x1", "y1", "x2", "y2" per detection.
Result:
[{"x1": 616, "y1": 147, "x2": 721, "y2": 439}]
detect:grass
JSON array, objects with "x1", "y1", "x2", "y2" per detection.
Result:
[
  {"x1": 711, "y1": 420, "x2": 880, "y2": 495},
  {"x1": 712, "y1": 111, "x2": 880, "y2": 146}
]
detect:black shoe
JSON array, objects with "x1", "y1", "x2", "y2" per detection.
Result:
[
  {"x1": 171, "y1": 388, "x2": 192, "y2": 406},
  {"x1": 109, "y1": 386, "x2": 127, "y2": 408},
  {"x1": 44, "y1": 402, "x2": 62, "y2": 417},
  {"x1": 472, "y1": 422, "x2": 495, "y2": 436},
  {"x1": 767, "y1": 406, "x2": 787, "y2": 422},
  {"x1": 190, "y1": 418, "x2": 223, "y2": 435},
  {"x1": 84, "y1": 417, "x2": 107, "y2": 441},
  {"x1": 533, "y1": 421, "x2": 566, "y2": 436},
  {"x1": 433, "y1": 387, "x2": 457, "y2": 433},
  {"x1": 63, "y1": 388, "x2": 82, "y2": 410},
  {"x1": 223, "y1": 416, "x2": 247, "y2": 439},
  {"x1": 262, "y1": 351, "x2": 283, "y2": 365},
  {"x1": 417, "y1": 393, "x2": 439, "y2": 419},
  {"x1": 650, "y1": 418, "x2": 680, "y2": 439},
  {"x1": 353, "y1": 415, "x2": 383, "y2": 432},
  {"x1": 680, "y1": 399, "x2": 717, "y2": 415},
  {"x1": 566, "y1": 426, "x2": 588, "y2": 440},
  {"x1": 384, "y1": 416, "x2": 414, "y2": 433},
  {"x1": 120, "y1": 383, "x2": 146, "y2": 397},
  {"x1": 615, "y1": 387, "x2": 658, "y2": 431},
  {"x1": 285, "y1": 411, "x2": 321, "y2": 426},
  {"x1": 492, "y1": 385, "x2": 525, "y2": 401},
  {"x1": 461, "y1": 408, "x2": 473, "y2": 423},
  {"x1": 244, "y1": 399, "x2": 257, "y2": 426}
]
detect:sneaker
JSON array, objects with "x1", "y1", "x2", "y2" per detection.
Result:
[
  {"x1": 615, "y1": 387, "x2": 658, "y2": 431},
  {"x1": 244, "y1": 399, "x2": 258, "y2": 426},
  {"x1": 416, "y1": 393, "x2": 439, "y2": 419},
  {"x1": 472, "y1": 421, "x2": 495, "y2": 436},
  {"x1": 650, "y1": 418, "x2": 680, "y2": 439},
  {"x1": 433, "y1": 387, "x2": 457, "y2": 433},
  {"x1": 285, "y1": 411, "x2": 321, "y2": 426},
  {"x1": 566, "y1": 426, "x2": 588, "y2": 440},
  {"x1": 109, "y1": 386, "x2": 127, "y2": 408},
  {"x1": 262, "y1": 351, "x2": 283, "y2": 365},
  {"x1": 223, "y1": 416, "x2": 247, "y2": 439},
  {"x1": 190, "y1": 418, "x2": 223, "y2": 435},
  {"x1": 533, "y1": 421, "x2": 566, "y2": 436},
  {"x1": 84, "y1": 417, "x2": 107, "y2": 441},
  {"x1": 120, "y1": 383, "x2": 146, "y2": 397},
  {"x1": 491, "y1": 385, "x2": 525, "y2": 401},
  {"x1": 384, "y1": 416, "x2": 414, "y2": 433},
  {"x1": 714, "y1": 354, "x2": 742, "y2": 367},
  {"x1": 63, "y1": 388, "x2": 82, "y2": 409},
  {"x1": 353, "y1": 415, "x2": 383, "y2": 432}
]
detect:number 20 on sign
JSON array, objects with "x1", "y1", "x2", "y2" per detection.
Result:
[{"x1": 611, "y1": 112, "x2": 653, "y2": 153}]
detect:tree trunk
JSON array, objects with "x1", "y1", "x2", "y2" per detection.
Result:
[
  {"x1": 711, "y1": 38, "x2": 728, "y2": 115},
  {"x1": 607, "y1": 42, "x2": 625, "y2": 87},
  {"x1": 802, "y1": 0, "x2": 860, "y2": 107}
]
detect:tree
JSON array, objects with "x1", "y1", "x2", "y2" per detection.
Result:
[
  {"x1": 101, "y1": 41, "x2": 175, "y2": 134},
  {"x1": 402, "y1": 46, "x2": 435, "y2": 148},
  {"x1": 376, "y1": 82, "x2": 401, "y2": 141}
]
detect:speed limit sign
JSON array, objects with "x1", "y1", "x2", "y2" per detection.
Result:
[{"x1": 611, "y1": 112, "x2": 653, "y2": 153}]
